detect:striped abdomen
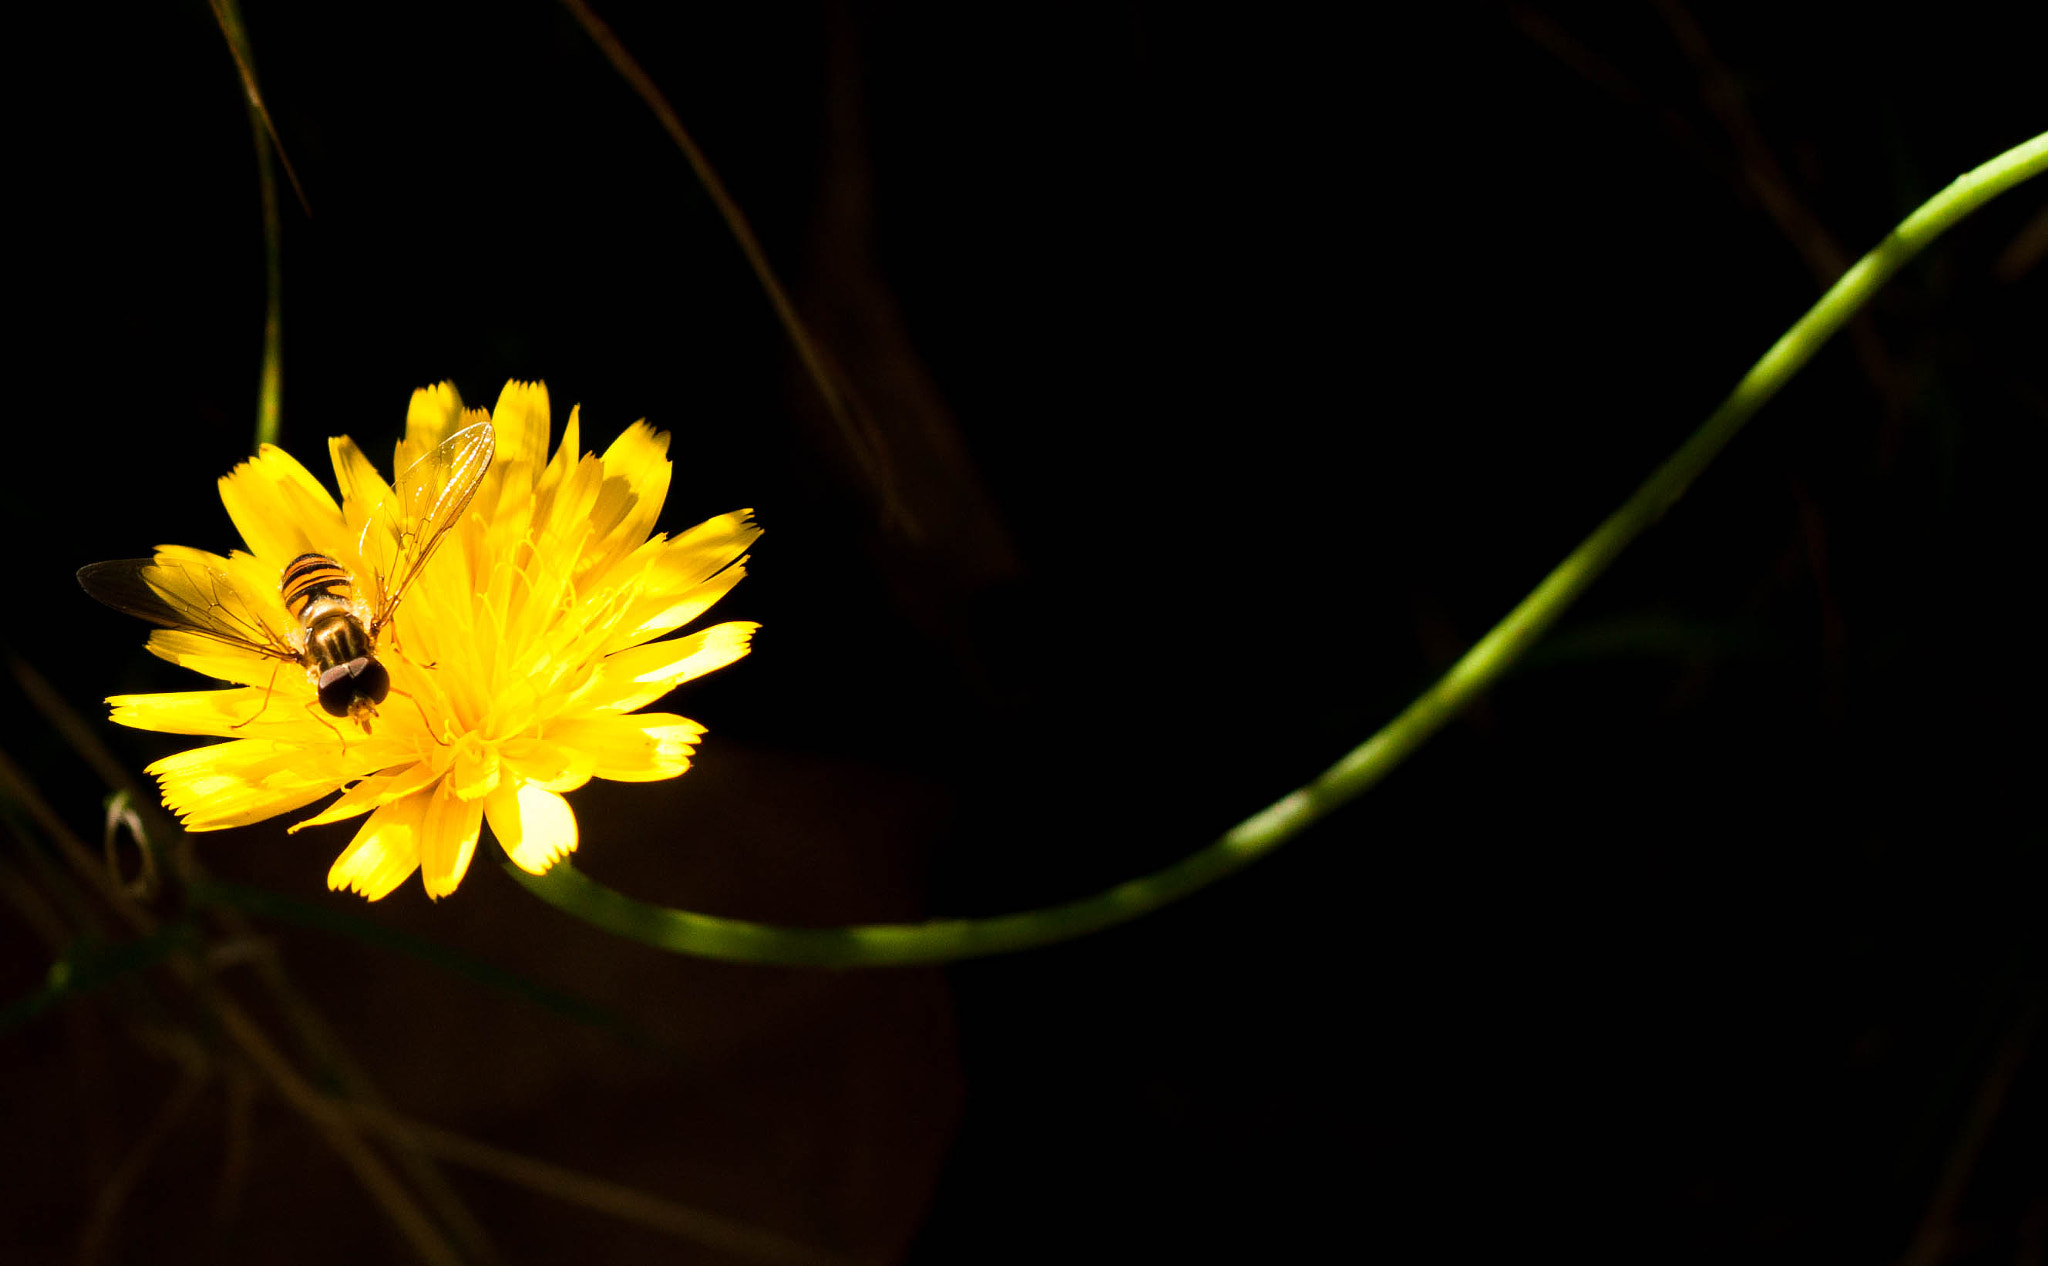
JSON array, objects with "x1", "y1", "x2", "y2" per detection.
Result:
[{"x1": 282, "y1": 552, "x2": 357, "y2": 623}]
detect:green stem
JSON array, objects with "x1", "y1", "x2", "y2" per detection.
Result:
[
  {"x1": 208, "y1": 0, "x2": 293, "y2": 450},
  {"x1": 512, "y1": 129, "x2": 2048, "y2": 966},
  {"x1": 250, "y1": 106, "x2": 283, "y2": 451}
]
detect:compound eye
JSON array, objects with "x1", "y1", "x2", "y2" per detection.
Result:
[
  {"x1": 354, "y1": 659, "x2": 391, "y2": 706},
  {"x1": 315, "y1": 658, "x2": 390, "y2": 717},
  {"x1": 316, "y1": 665, "x2": 357, "y2": 717}
]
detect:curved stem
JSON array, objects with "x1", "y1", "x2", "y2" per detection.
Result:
[
  {"x1": 512, "y1": 129, "x2": 2048, "y2": 966},
  {"x1": 208, "y1": 0, "x2": 297, "y2": 451}
]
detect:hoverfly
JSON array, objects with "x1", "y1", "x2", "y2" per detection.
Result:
[{"x1": 78, "y1": 421, "x2": 496, "y2": 734}]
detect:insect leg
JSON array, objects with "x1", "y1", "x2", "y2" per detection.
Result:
[
  {"x1": 383, "y1": 624, "x2": 439, "y2": 672},
  {"x1": 392, "y1": 623, "x2": 434, "y2": 668},
  {"x1": 385, "y1": 686, "x2": 448, "y2": 745},
  {"x1": 300, "y1": 697, "x2": 348, "y2": 751},
  {"x1": 229, "y1": 660, "x2": 284, "y2": 730}
]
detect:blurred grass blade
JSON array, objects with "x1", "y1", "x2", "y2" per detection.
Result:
[
  {"x1": 190, "y1": 879, "x2": 684, "y2": 1059},
  {"x1": 0, "y1": 921, "x2": 196, "y2": 1033},
  {"x1": 345, "y1": 1102, "x2": 856, "y2": 1266},
  {"x1": 206, "y1": 0, "x2": 308, "y2": 215},
  {"x1": 557, "y1": 0, "x2": 903, "y2": 527}
]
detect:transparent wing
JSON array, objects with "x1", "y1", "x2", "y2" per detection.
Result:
[
  {"x1": 78, "y1": 558, "x2": 300, "y2": 661},
  {"x1": 363, "y1": 419, "x2": 495, "y2": 632}
]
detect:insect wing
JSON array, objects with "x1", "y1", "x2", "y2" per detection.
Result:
[
  {"x1": 366, "y1": 420, "x2": 495, "y2": 630},
  {"x1": 78, "y1": 558, "x2": 301, "y2": 661}
]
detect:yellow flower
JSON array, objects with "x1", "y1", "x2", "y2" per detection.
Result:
[{"x1": 106, "y1": 381, "x2": 759, "y2": 900}]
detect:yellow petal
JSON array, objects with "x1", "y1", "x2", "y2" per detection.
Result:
[
  {"x1": 528, "y1": 408, "x2": 591, "y2": 554},
  {"x1": 290, "y1": 759, "x2": 444, "y2": 833},
  {"x1": 490, "y1": 380, "x2": 552, "y2": 473},
  {"x1": 601, "y1": 559, "x2": 749, "y2": 654},
  {"x1": 403, "y1": 382, "x2": 465, "y2": 451},
  {"x1": 327, "y1": 435, "x2": 397, "y2": 594},
  {"x1": 568, "y1": 621, "x2": 757, "y2": 714},
  {"x1": 222, "y1": 548, "x2": 291, "y2": 611},
  {"x1": 110, "y1": 686, "x2": 322, "y2": 739},
  {"x1": 591, "y1": 511, "x2": 756, "y2": 653},
  {"x1": 501, "y1": 735, "x2": 595, "y2": 793},
  {"x1": 328, "y1": 791, "x2": 430, "y2": 899},
  {"x1": 217, "y1": 445, "x2": 345, "y2": 567},
  {"x1": 148, "y1": 739, "x2": 350, "y2": 831},
  {"x1": 534, "y1": 403, "x2": 582, "y2": 503},
  {"x1": 545, "y1": 712, "x2": 706, "y2": 782},
  {"x1": 648, "y1": 511, "x2": 761, "y2": 592},
  {"x1": 395, "y1": 397, "x2": 493, "y2": 496},
  {"x1": 579, "y1": 422, "x2": 672, "y2": 583},
  {"x1": 419, "y1": 782, "x2": 484, "y2": 898},
  {"x1": 329, "y1": 434, "x2": 396, "y2": 518},
  {"x1": 533, "y1": 452, "x2": 604, "y2": 568},
  {"x1": 140, "y1": 631, "x2": 290, "y2": 688},
  {"x1": 485, "y1": 779, "x2": 578, "y2": 874}
]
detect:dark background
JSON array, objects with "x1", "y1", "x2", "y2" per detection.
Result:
[{"x1": 4, "y1": 2, "x2": 2046, "y2": 1262}]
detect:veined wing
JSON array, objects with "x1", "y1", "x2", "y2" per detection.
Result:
[
  {"x1": 78, "y1": 557, "x2": 301, "y2": 661},
  {"x1": 366, "y1": 419, "x2": 495, "y2": 631}
]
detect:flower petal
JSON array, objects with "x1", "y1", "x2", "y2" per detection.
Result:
[
  {"x1": 601, "y1": 558, "x2": 750, "y2": 654},
  {"x1": 532, "y1": 451, "x2": 605, "y2": 573},
  {"x1": 328, "y1": 791, "x2": 430, "y2": 899},
  {"x1": 501, "y1": 735, "x2": 595, "y2": 793},
  {"x1": 328, "y1": 435, "x2": 398, "y2": 593},
  {"x1": 403, "y1": 382, "x2": 466, "y2": 451},
  {"x1": 143, "y1": 631, "x2": 292, "y2": 688},
  {"x1": 570, "y1": 621, "x2": 758, "y2": 714},
  {"x1": 596, "y1": 510, "x2": 758, "y2": 653},
  {"x1": 490, "y1": 380, "x2": 552, "y2": 473},
  {"x1": 485, "y1": 780, "x2": 578, "y2": 875},
  {"x1": 217, "y1": 445, "x2": 345, "y2": 568},
  {"x1": 579, "y1": 423, "x2": 672, "y2": 584},
  {"x1": 148, "y1": 739, "x2": 351, "y2": 831},
  {"x1": 545, "y1": 712, "x2": 706, "y2": 782},
  {"x1": 419, "y1": 782, "x2": 484, "y2": 899},
  {"x1": 648, "y1": 511, "x2": 761, "y2": 593},
  {"x1": 533, "y1": 403, "x2": 582, "y2": 509},
  {"x1": 329, "y1": 434, "x2": 396, "y2": 520},
  {"x1": 396, "y1": 385, "x2": 491, "y2": 491},
  {"x1": 290, "y1": 758, "x2": 444, "y2": 833},
  {"x1": 111, "y1": 686, "x2": 321, "y2": 739}
]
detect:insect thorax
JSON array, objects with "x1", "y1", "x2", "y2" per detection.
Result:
[{"x1": 303, "y1": 608, "x2": 373, "y2": 671}]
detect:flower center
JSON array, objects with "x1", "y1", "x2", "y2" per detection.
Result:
[{"x1": 447, "y1": 730, "x2": 504, "y2": 801}]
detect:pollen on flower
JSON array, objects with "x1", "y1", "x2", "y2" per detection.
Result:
[{"x1": 95, "y1": 380, "x2": 760, "y2": 901}]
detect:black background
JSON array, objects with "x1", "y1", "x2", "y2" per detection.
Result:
[{"x1": 4, "y1": 3, "x2": 2046, "y2": 1262}]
